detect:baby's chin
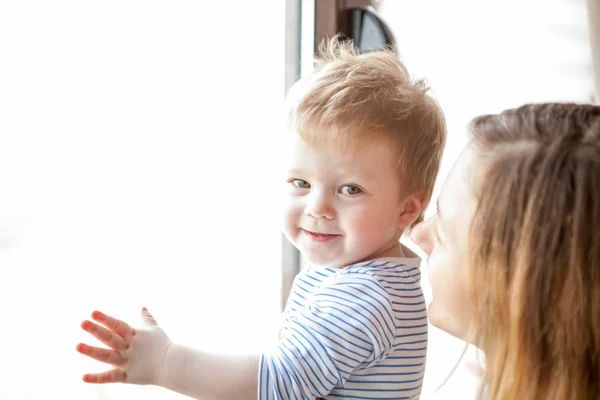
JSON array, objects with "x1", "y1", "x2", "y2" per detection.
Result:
[
  {"x1": 302, "y1": 254, "x2": 352, "y2": 269},
  {"x1": 305, "y1": 259, "x2": 345, "y2": 269}
]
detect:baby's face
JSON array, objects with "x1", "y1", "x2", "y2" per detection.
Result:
[{"x1": 282, "y1": 135, "x2": 408, "y2": 268}]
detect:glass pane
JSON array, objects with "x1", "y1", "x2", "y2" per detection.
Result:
[{"x1": 0, "y1": 2, "x2": 285, "y2": 399}]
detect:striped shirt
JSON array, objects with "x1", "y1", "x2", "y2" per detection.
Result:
[{"x1": 259, "y1": 257, "x2": 427, "y2": 399}]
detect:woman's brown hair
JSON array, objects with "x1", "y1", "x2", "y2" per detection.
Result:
[{"x1": 467, "y1": 103, "x2": 600, "y2": 399}]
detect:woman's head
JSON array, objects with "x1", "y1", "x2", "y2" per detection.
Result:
[{"x1": 412, "y1": 103, "x2": 600, "y2": 399}]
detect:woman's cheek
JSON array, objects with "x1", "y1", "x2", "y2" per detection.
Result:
[
  {"x1": 427, "y1": 255, "x2": 447, "y2": 300},
  {"x1": 426, "y1": 246, "x2": 446, "y2": 286}
]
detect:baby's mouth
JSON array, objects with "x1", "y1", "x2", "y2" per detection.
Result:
[{"x1": 301, "y1": 229, "x2": 341, "y2": 242}]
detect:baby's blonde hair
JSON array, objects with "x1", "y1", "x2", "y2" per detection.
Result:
[{"x1": 286, "y1": 37, "x2": 446, "y2": 213}]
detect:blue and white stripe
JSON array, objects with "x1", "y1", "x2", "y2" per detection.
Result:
[{"x1": 259, "y1": 257, "x2": 427, "y2": 399}]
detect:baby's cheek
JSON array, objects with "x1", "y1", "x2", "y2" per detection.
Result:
[
  {"x1": 282, "y1": 205, "x2": 299, "y2": 231},
  {"x1": 350, "y1": 214, "x2": 384, "y2": 238}
]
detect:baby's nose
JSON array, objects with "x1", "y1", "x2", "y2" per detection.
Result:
[{"x1": 305, "y1": 191, "x2": 335, "y2": 220}]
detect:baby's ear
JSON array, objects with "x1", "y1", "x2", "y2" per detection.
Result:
[{"x1": 397, "y1": 194, "x2": 426, "y2": 230}]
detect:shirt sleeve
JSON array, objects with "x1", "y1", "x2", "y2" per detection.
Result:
[{"x1": 258, "y1": 273, "x2": 396, "y2": 399}]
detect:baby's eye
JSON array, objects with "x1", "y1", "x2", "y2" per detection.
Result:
[
  {"x1": 291, "y1": 179, "x2": 310, "y2": 189},
  {"x1": 340, "y1": 185, "x2": 362, "y2": 195}
]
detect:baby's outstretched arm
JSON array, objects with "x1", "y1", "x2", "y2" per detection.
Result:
[{"x1": 76, "y1": 308, "x2": 258, "y2": 400}]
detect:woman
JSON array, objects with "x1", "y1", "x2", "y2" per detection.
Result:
[{"x1": 411, "y1": 103, "x2": 600, "y2": 399}]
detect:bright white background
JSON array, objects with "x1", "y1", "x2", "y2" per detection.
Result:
[
  {"x1": 378, "y1": 0, "x2": 596, "y2": 398},
  {"x1": 0, "y1": 2, "x2": 285, "y2": 399},
  {"x1": 0, "y1": 1, "x2": 596, "y2": 399}
]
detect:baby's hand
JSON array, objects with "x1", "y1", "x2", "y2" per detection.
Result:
[{"x1": 76, "y1": 307, "x2": 172, "y2": 386}]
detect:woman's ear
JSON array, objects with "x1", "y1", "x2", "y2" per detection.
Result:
[{"x1": 397, "y1": 194, "x2": 426, "y2": 230}]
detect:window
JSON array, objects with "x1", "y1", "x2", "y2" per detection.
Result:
[
  {"x1": 0, "y1": 2, "x2": 286, "y2": 399},
  {"x1": 375, "y1": 0, "x2": 595, "y2": 398}
]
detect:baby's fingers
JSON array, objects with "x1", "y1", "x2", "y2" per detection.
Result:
[
  {"x1": 80, "y1": 320, "x2": 128, "y2": 351},
  {"x1": 141, "y1": 307, "x2": 159, "y2": 327},
  {"x1": 91, "y1": 310, "x2": 136, "y2": 341},
  {"x1": 76, "y1": 343, "x2": 124, "y2": 366},
  {"x1": 82, "y1": 368, "x2": 127, "y2": 384}
]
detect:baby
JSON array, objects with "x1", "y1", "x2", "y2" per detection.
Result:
[{"x1": 76, "y1": 37, "x2": 446, "y2": 400}]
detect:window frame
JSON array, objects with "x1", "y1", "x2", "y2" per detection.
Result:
[{"x1": 280, "y1": 0, "x2": 371, "y2": 309}]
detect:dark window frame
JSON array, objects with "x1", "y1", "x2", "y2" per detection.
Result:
[{"x1": 281, "y1": 0, "x2": 371, "y2": 310}]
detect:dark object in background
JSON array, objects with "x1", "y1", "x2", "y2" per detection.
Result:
[
  {"x1": 349, "y1": 7, "x2": 395, "y2": 53},
  {"x1": 314, "y1": 1, "x2": 396, "y2": 55}
]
